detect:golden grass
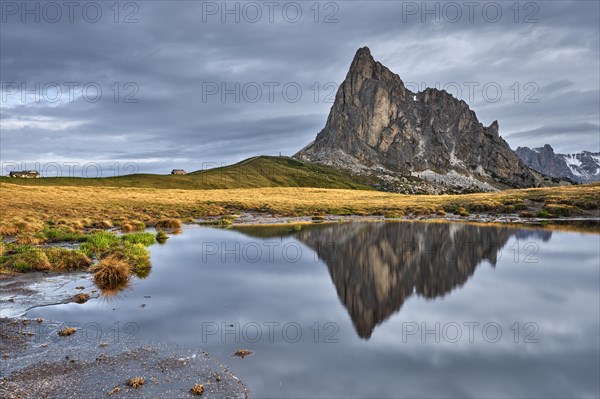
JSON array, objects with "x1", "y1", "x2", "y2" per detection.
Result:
[
  {"x1": 155, "y1": 218, "x2": 183, "y2": 229},
  {"x1": 90, "y1": 256, "x2": 131, "y2": 290},
  {"x1": 15, "y1": 234, "x2": 46, "y2": 245},
  {"x1": 120, "y1": 220, "x2": 146, "y2": 232},
  {"x1": 0, "y1": 183, "x2": 598, "y2": 235}
]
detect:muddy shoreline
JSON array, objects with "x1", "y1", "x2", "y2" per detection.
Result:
[
  {"x1": 198, "y1": 211, "x2": 600, "y2": 230},
  {"x1": 0, "y1": 274, "x2": 248, "y2": 398},
  {"x1": 0, "y1": 317, "x2": 247, "y2": 398}
]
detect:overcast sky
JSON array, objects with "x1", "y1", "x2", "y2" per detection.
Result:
[{"x1": 1, "y1": 0, "x2": 599, "y2": 176}]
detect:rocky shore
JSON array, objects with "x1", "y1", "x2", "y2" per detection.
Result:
[{"x1": 0, "y1": 274, "x2": 248, "y2": 399}]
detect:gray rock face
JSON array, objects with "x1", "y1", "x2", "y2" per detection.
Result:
[
  {"x1": 295, "y1": 47, "x2": 544, "y2": 189},
  {"x1": 517, "y1": 144, "x2": 600, "y2": 183}
]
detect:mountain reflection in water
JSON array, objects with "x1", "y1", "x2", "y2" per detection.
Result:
[{"x1": 280, "y1": 222, "x2": 552, "y2": 339}]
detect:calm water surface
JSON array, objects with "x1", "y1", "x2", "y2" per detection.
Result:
[{"x1": 30, "y1": 222, "x2": 600, "y2": 398}]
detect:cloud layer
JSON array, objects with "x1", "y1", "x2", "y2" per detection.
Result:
[{"x1": 1, "y1": 0, "x2": 599, "y2": 175}]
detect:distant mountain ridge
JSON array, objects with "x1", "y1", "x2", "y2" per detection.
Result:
[
  {"x1": 516, "y1": 144, "x2": 600, "y2": 183},
  {"x1": 295, "y1": 47, "x2": 563, "y2": 192}
]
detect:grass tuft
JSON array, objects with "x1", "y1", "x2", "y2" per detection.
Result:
[
  {"x1": 95, "y1": 220, "x2": 114, "y2": 229},
  {"x1": 536, "y1": 209, "x2": 555, "y2": 218},
  {"x1": 1, "y1": 246, "x2": 51, "y2": 272},
  {"x1": 156, "y1": 230, "x2": 169, "y2": 244},
  {"x1": 121, "y1": 232, "x2": 156, "y2": 246},
  {"x1": 46, "y1": 247, "x2": 92, "y2": 271},
  {"x1": 120, "y1": 220, "x2": 146, "y2": 232},
  {"x1": 155, "y1": 218, "x2": 182, "y2": 229},
  {"x1": 44, "y1": 226, "x2": 87, "y2": 242},
  {"x1": 91, "y1": 256, "x2": 131, "y2": 290},
  {"x1": 80, "y1": 231, "x2": 122, "y2": 258},
  {"x1": 385, "y1": 211, "x2": 404, "y2": 219},
  {"x1": 454, "y1": 207, "x2": 471, "y2": 217},
  {"x1": 15, "y1": 233, "x2": 46, "y2": 245}
]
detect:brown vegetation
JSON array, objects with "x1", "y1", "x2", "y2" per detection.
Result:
[
  {"x1": 91, "y1": 256, "x2": 131, "y2": 290},
  {"x1": 45, "y1": 247, "x2": 92, "y2": 271},
  {"x1": 0, "y1": 183, "x2": 596, "y2": 238},
  {"x1": 155, "y1": 218, "x2": 183, "y2": 229},
  {"x1": 58, "y1": 327, "x2": 77, "y2": 337},
  {"x1": 234, "y1": 349, "x2": 253, "y2": 358},
  {"x1": 126, "y1": 377, "x2": 145, "y2": 388},
  {"x1": 190, "y1": 384, "x2": 205, "y2": 395},
  {"x1": 73, "y1": 293, "x2": 90, "y2": 304}
]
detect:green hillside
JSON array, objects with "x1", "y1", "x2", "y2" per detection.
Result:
[{"x1": 0, "y1": 156, "x2": 377, "y2": 190}]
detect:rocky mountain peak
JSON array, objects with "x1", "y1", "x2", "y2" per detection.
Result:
[
  {"x1": 295, "y1": 47, "x2": 549, "y2": 191},
  {"x1": 517, "y1": 144, "x2": 600, "y2": 183}
]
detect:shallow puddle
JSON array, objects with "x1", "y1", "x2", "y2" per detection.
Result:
[{"x1": 27, "y1": 222, "x2": 600, "y2": 398}]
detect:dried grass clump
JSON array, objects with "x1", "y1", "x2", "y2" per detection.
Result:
[
  {"x1": 384, "y1": 211, "x2": 404, "y2": 219},
  {"x1": 70, "y1": 220, "x2": 85, "y2": 230},
  {"x1": 454, "y1": 207, "x2": 470, "y2": 217},
  {"x1": 58, "y1": 326, "x2": 77, "y2": 337},
  {"x1": 91, "y1": 256, "x2": 131, "y2": 290},
  {"x1": 120, "y1": 220, "x2": 146, "y2": 232},
  {"x1": 95, "y1": 220, "x2": 114, "y2": 229},
  {"x1": 126, "y1": 377, "x2": 145, "y2": 388},
  {"x1": 15, "y1": 233, "x2": 46, "y2": 245},
  {"x1": 14, "y1": 219, "x2": 44, "y2": 233},
  {"x1": 189, "y1": 384, "x2": 204, "y2": 395},
  {"x1": 155, "y1": 218, "x2": 182, "y2": 229},
  {"x1": 0, "y1": 223, "x2": 19, "y2": 236}
]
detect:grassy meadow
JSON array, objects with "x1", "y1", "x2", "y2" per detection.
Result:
[
  {"x1": 1, "y1": 180, "x2": 598, "y2": 237},
  {"x1": 0, "y1": 156, "x2": 376, "y2": 190}
]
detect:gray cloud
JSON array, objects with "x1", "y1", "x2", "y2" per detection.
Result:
[{"x1": 1, "y1": 0, "x2": 599, "y2": 174}]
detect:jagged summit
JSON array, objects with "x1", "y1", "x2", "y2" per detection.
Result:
[
  {"x1": 517, "y1": 144, "x2": 600, "y2": 183},
  {"x1": 295, "y1": 47, "x2": 548, "y2": 191}
]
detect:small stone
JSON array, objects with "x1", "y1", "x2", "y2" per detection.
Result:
[{"x1": 73, "y1": 293, "x2": 90, "y2": 304}]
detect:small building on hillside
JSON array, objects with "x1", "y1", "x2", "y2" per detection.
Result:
[
  {"x1": 9, "y1": 170, "x2": 40, "y2": 178},
  {"x1": 171, "y1": 169, "x2": 187, "y2": 175}
]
